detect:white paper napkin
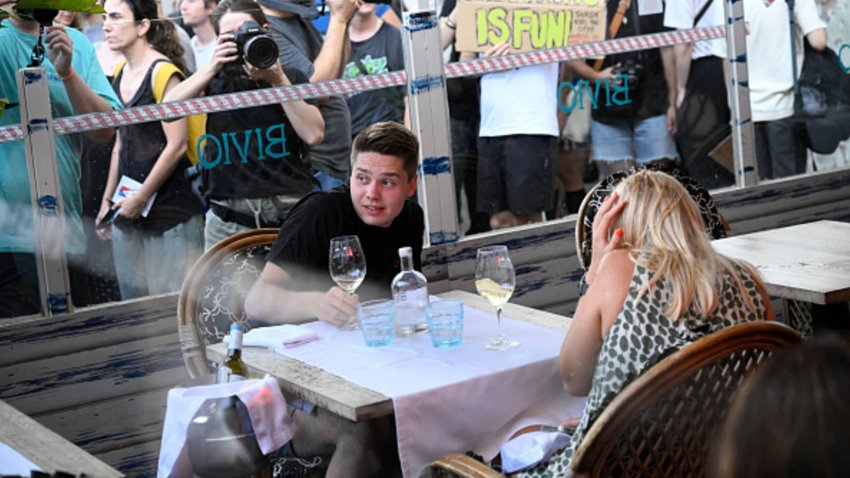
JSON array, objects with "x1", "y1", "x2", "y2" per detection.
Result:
[
  {"x1": 500, "y1": 430, "x2": 572, "y2": 473},
  {"x1": 231, "y1": 325, "x2": 319, "y2": 349}
]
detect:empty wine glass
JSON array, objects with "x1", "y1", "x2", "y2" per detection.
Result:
[
  {"x1": 475, "y1": 245, "x2": 518, "y2": 350},
  {"x1": 329, "y1": 235, "x2": 367, "y2": 330}
]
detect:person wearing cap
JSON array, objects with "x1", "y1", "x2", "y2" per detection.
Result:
[
  {"x1": 257, "y1": 0, "x2": 361, "y2": 191},
  {"x1": 245, "y1": 122, "x2": 424, "y2": 477}
]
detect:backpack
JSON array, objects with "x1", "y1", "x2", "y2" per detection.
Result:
[{"x1": 113, "y1": 60, "x2": 207, "y2": 165}]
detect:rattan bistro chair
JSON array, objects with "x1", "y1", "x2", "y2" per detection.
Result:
[
  {"x1": 421, "y1": 321, "x2": 801, "y2": 478},
  {"x1": 575, "y1": 164, "x2": 731, "y2": 271},
  {"x1": 177, "y1": 228, "x2": 279, "y2": 378}
]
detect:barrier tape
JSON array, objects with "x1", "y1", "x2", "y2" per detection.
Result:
[{"x1": 0, "y1": 25, "x2": 726, "y2": 144}]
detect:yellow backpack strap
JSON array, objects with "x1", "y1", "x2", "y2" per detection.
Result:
[
  {"x1": 152, "y1": 62, "x2": 207, "y2": 165},
  {"x1": 112, "y1": 59, "x2": 126, "y2": 80},
  {"x1": 152, "y1": 61, "x2": 184, "y2": 104}
]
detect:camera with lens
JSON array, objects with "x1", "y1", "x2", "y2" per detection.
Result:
[
  {"x1": 224, "y1": 20, "x2": 280, "y2": 76},
  {"x1": 611, "y1": 59, "x2": 643, "y2": 90}
]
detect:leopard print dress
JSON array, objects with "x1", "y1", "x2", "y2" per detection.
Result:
[{"x1": 518, "y1": 261, "x2": 767, "y2": 478}]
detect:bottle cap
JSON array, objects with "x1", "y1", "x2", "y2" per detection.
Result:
[
  {"x1": 229, "y1": 322, "x2": 243, "y2": 332},
  {"x1": 398, "y1": 246, "x2": 412, "y2": 257}
]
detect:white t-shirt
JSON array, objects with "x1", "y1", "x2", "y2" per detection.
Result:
[
  {"x1": 191, "y1": 35, "x2": 216, "y2": 71},
  {"x1": 664, "y1": 0, "x2": 727, "y2": 59},
  {"x1": 479, "y1": 63, "x2": 559, "y2": 137},
  {"x1": 744, "y1": 0, "x2": 826, "y2": 122}
]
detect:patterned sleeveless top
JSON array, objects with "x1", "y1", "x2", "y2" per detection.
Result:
[{"x1": 519, "y1": 261, "x2": 768, "y2": 477}]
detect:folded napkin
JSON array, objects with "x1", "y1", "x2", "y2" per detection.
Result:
[
  {"x1": 500, "y1": 430, "x2": 572, "y2": 473},
  {"x1": 232, "y1": 324, "x2": 320, "y2": 349}
]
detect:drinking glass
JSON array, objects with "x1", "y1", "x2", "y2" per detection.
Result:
[
  {"x1": 475, "y1": 245, "x2": 518, "y2": 350},
  {"x1": 329, "y1": 235, "x2": 367, "y2": 330}
]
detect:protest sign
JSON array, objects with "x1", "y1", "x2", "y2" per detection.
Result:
[{"x1": 455, "y1": 0, "x2": 605, "y2": 53}]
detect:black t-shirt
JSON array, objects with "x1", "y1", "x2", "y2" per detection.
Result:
[
  {"x1": 266, "y1": 187, "x2": 425, "y2": 300},
  {"x1": 440, "y1": 0, "x2": 481, "y2": 121},
  {"x1": 202, "y1": 68, "x2": 315, "y2": 201},
  {"x1": 591, "y1": 1, "x2": 669, "y2": 123},
  {"x1": 343, "y1": 22, "x2": 406, "y2": 138}
]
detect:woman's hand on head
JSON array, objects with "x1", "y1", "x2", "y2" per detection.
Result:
[{"x1": 587, "y1": 192, "x2": 626, "y2": 284}]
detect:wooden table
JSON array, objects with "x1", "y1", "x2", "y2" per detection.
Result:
[
  {"x1": 0, "y1": 399, "x2": 124, "y2": 478},
  {"x1": 712, "y1": 220, "x2": 850, "y2": 334},
  {"x1": 207, "y1": 290, "x2": 572, "y2": 422}
]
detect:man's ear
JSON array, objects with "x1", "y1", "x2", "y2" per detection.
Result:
[{"x1": 406, "y1": 173, "x2": 418, "y2": 198}]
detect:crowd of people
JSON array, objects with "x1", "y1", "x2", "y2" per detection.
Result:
[
  {"x1": 0, "y1": 0, "x2": 832, "y2": 316},
  {"x1": 0, "y1": 1, "x2": 846, "y2": 476}
]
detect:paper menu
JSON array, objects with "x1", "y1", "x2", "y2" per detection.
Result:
[{"x1": 111, "y1": 175, "x2": 156, "y2": 217}]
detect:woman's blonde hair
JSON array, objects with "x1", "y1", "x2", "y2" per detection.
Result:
[{"x1": 613, "y1": 170, "x2": 757, "y2": 319}]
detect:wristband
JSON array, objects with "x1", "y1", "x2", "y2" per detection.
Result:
[{"x1": 56, "y1": 67, "x2": 76, "y2": 81}]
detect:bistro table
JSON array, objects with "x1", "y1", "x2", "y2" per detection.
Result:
[
  {"x1": 712, "y1": 220, "x2": 850, "y2": 335},
  {"x1": 207, "y1": 290, "x2": 581, "y2": 477},
  {"x1": 0, "y1": 399, "x2": 124, "y2": 478}
]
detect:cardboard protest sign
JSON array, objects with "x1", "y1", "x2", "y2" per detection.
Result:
[{"x1": 455, "y1": 0, "x2": 606, "y2": 53}]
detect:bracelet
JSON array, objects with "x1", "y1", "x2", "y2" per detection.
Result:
[
  {"x1": 56, "y1": 67, "x2": 76, "y2": 81},
  {"x1": 444, "y1": 16, "x2": 456, "y2": 30}
]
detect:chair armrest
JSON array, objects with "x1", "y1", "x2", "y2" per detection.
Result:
[{"x1": 421, "y1": 454, "x2": 505, "y2": 478}]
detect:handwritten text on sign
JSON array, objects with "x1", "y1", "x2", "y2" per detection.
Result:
[{"x1": 455, "y1": 0, "x2": 604, "y2": 53}]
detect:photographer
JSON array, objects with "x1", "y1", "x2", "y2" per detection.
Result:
[
  {"x1": 1, "y1": 5, "x2": 121, "y2": 317},
  {"x1": 568, "y1": 0, "x2": 677, "y2": 180},
  {"x1": 163, "y1": 0, "x2": 324, "y2": 250}
]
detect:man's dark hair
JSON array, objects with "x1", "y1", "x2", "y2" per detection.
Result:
[
  {"x1": 212, "y1": 0, "x2": 270, "y2": 34},
  {"x1": 351, "y1": 122, "x2": 419, "y2": 181}
]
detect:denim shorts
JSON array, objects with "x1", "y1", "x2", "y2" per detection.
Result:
[{"x1": 590, "y1": 115, "x2": 678, "y2": 163}]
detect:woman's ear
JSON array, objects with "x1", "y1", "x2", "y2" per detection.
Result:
[{"x1": 137, "y1": 17, "x2": 151, "y2": 37}]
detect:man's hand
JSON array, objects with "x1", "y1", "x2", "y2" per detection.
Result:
[
  {"x1": 316, "y1": 287, "x2": 359, "y2": 327},
  {"x1": 483, "y1": 42, "x2": 510, "y2": 58},
  {"x1": 245, "y1": 59, "x2": 289, "y2": 86},
  {"x1": 209, "y1": 33, "x2": 240, "y2": 73},
  {"x1": 45, "y1": 25, "x2": 73, "y2": 78},
  {"x1": 328, "y1": 0, "x2": 361, "y2": 25},
  {"x1": 666, "y1": 104, "x2": 677, "y2": 135}
]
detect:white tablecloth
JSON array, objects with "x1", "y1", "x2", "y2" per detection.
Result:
[{"x1": 273, "y1": 302, "x2": 586, "y2": 477}]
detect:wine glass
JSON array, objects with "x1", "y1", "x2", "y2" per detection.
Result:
[
  {"x1": 475, "y1": 245, "x2": 518, "y2": 350},
  {"x1": 329, "y1": 235, "x2": 367, "y2": 330}
]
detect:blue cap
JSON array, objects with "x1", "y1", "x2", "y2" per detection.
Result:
[{"x1": 229, "y1": 323, "x2": 243, "y2": 332}]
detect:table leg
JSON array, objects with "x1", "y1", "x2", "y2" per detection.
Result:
[{"x1": 783, "y1": 299, "x2": 813, "y2": 339}]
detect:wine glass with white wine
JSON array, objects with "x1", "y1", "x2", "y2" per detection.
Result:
[
  {"x1": 329, "y1": 235, "x2": 367, "y2": 330},
  {"x1": 475, "y1": 245, "x2": 518, "y2": 350}
]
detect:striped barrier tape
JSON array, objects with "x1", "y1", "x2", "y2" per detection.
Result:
[{"x1": 0, "y1": 25, "x2": 726, "y2": 144}]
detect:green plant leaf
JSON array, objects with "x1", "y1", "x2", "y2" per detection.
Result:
[
  {"x1": 16, "y1": 0, "x2": 102, "y2": 13},
  {"x1": 0, "y1": 98, "x2": 7, "y2": 118}
]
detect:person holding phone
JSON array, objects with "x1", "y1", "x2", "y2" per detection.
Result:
[{"x1": 96, "y1": 0, "x2": 203, "y2": 300}]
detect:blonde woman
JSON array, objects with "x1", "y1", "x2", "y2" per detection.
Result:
[{"x1": 519, "y1": 170, "x2": 772, "y2": 477}]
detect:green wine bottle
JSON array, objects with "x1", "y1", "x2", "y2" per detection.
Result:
[{"x1": 217, "y1": 323, "x2": 248, "y2": 383}]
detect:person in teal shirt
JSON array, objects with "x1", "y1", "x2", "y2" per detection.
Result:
[{"x1": 0, "y1": 11, "x2": 121, "y2": 318}]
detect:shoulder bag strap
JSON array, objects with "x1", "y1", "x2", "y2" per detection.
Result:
[
  {"x1": 785, "y1": 0, "x2": 802, "y2": 114},
  {"x1": 592, "y1": 0, "x2": 632, "y2": 71},
  {"x1": 693, "y1": 0, "x2": 714, "y2": 28}
]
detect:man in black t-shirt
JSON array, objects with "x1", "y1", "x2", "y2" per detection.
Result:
[
  {"x1": 246, "y1": 121, "x2": 423, "y2": 326},
  {"x1": 244, "y1": 122, "x2": 422, "y2": 477}
]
